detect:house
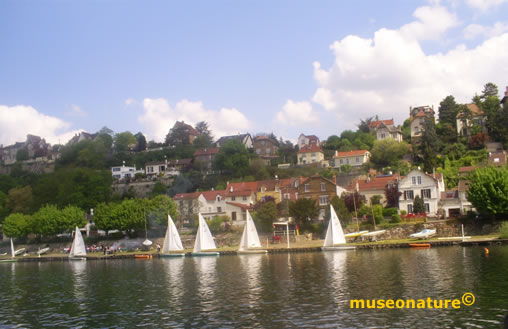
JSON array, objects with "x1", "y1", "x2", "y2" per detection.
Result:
[
  {"x1": 67, "y1": 132, "x2": 97, "y2": 145},
  {"x1": 456, "y1": 104, "x2": 488, "y2": 137},
  {"x1": 111, "y1": 163, "x2": 144, "y2": 180},
  {"x1": 369, "y1": 120, "x2": 403, "y2": 142},
  {"x1": 215, "y1": 133, "x2": 253, "y2": 148},
  {"x1": 0, "y1": 142, "x2": 26, "y2": 164},
  {"x1": 297, "y1": 174, "x2": 345, "y2": 220},
  {"x1": 297, "y1": 143, "x2": 325, "y2": 166},
  {"x1": 253, "y1": 136, "x2": 279, "y2": 164},
  {"x1": 0, "y1": 134, "x2": 51, "y2": 165},
  {"x1": 255, "y1": 178, "x2": 299, "y2": 203},
  {"x1": 174, "y1": 190, "x2": 227, "y2": 222},
  {"x1": 145, "y1": 160, "x2": 169, "y2": 177},
  {"x1": 298, "y1": 134, "x2": 320, "y2": 149},
  {"x1": 193, "y1": 148, "x2": 219, "y2": 175},
  {"x1": 348, "y1": 173, "x2": 399, "y2": 206},
  {"x1": 409, "y1": 105, "x2": 435, "y2": 140},
  {"x1": 169, "y1": 121, "x2": 200, "y2": 144},
  {"x1": 224, "y1": 181, "x2": 258, "y2": 224},
  {"x1": 332, "y1": 150, "x2": 370, "y2": 169},
  {"x1": 166, "y1": 158, "x2": 193, "y2": 175},
  {"x1": 398, "y1": 168, "x2": 445, "y2": 216}
]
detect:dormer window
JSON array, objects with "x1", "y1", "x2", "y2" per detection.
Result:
[{"x1": 216, "y1": 195, "x2": 221, "y2": 202}]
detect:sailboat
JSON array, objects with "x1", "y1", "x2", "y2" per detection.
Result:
[
  {"x1": 160, "y1": 214, "x2": 186, "y2": 257},
  {"x1": 0, "y1": 238, "x2": 18, "y2": 263},
  {"x1": 69, "y1": 226, "x2": 87, "y2": 260},
  {"x1": 322, "y1": 205, "x2": 356, "y2": 251},
  {"x1": 192, "y1": 213, "x2": 219, "y2": 256},
  {"x1": 238, "y1": 210, "x2": 267, "y2": 254}
]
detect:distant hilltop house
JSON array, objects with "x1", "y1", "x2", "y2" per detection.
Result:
[
  {"x1": 111, "y1": 163, "x2": 144, "y2": 180},
  {"x1": 253, "y1": 135, "x2": 279, "y2": 165},
  {"x1": 297, "y1": 143, "x2": 325, "y2": 166},
  {"x1": 0, "y1": 134, "x2": 51, "y2": 165},
  {"x1": 67, "y1": 132, "x2": 97, "y2": 145},
  {"x1": 348, "y1": 173, "x2": 399, "y2": 206},
  {"x1": 144, "y1": 158, "x2": 192, "y2": 177},
  {"x1": 170, "y1": 121, "x2": 200, "y2": 145},
  {"x1": 298, "y1": 134, "x2": 320, "y2": 149},
  {"x1": 368, "y1": 119, "x2": 403, "y2": 142},
  {"x1": 456, "y1": 103, "x2": 488, "y2": 137},
  {"x1": 215, "y1": 133, "x2": 253, "y2": 148},
  {"x1": 332, "y1": 150, "x2": 370, "y2": 169},
  {"x1": 409, "y1": 105, "x2": 435, "y2": 140}
]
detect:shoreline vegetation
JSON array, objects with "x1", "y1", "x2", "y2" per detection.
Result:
[{"x1": 2, "y1": 234, "x2": 506, "y2": 262}]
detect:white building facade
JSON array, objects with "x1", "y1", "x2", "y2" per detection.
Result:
[{"x1": 398, "y1": 169, "x2": 445, "y2": 216}]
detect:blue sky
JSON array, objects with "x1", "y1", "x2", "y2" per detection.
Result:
[{"x1": 1, "y1": 0, "x2": 508, "y2": 146}]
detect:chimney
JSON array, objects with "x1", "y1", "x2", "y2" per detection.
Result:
[{"x1": 332, "y1": 174, "x2": 337, "y2": 185}]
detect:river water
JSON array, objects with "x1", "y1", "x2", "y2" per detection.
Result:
[{"x1": 0, "y1": 246, "x2": 507, "y2": 328}]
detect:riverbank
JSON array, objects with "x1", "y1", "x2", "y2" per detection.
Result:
[{"x1": 4, "y1": 235, "x2": 507, "y2": 262}]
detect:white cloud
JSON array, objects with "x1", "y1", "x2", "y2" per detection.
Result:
[
  {"x1": 312, "y1": 4, "x2": 508, "y2": 130},
  {"x1": 125, "y1": 98, "x2": 136, "y2": 106},
  {"x1": 138, "y1": 98, "x2": 251, "y2": 142},
  {"x1": 0, "y1": 105, "x2": 84, "y2": 146},
  {"x1": 464, "y1": 22, "x2": 508, "y2": 39},
  {"x1": 465, "y1": 0, "x2": 508, "y2": 11},
  {"x1": 275, "y1": 100, "x2": 319, "y2": 126},
  {"x1": 67, "y1": 104, "x2": 87, "y2": 117}
]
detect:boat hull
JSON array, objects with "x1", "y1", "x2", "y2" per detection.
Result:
[
  {"x1": 69, "y1": 257, "x2": 87, "y2": 261},
  {"x1": 160, "y1": 253, "x2": 186, "y2": 258},
  {"x1": 322, "y1": 246, "x2": 356, "y2": 251},
  {"x1": 191, "y1": 252, "x2": 220, "y2": 257},
  {"x1": 14, "y1": 248, "x2": 26, "y2": 256},
  {"x1": 409, "y1": 243, "x2": 431, "y2": 248},
  {"x1": 237, "y1": 249, "x2": 268, "y2": 254},
  {"x1": 135, "y1": 254, "x2": 152, "y2": 259},
  {"x1": 0, "y1": 259, "x2": 17, "y2": 263}
]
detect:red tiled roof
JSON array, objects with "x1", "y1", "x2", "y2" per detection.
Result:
[
  {"x1": 200, "y1": 190, "x2": 226, "y2": 201},
  {"x1": 225, "y1": 181, "x2": 258, "y2": 196},
  {"x1": 226, "y1": 202, "x2": 252, "y2": 210},
  {"x1": 348, "y1": 174, "x2": 399, "y2": 192},
  {"x1": 173, "y1": 192, "x2": 200, "y2": 200},
  {"x1": 334, "y1": 150, "x2": 369, "y2": 158},
  {"x1": 368, "y1": 119, "x2": 394, "y2": 128},
  {"x1": 441, "y1": 190, "x2": 459, "y2": 199},
  {"x1": 458, "y1": 166, "x2": 476, "y2": 173},
  {"x1": 297, "y1": 143, "x2": 323, "y2": 154},
  {"x1": 193, "y1": 148, "x2": 219, "y2": 156}
]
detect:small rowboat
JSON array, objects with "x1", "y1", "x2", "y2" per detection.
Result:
[
  {"x1": 345, "y1": 231, "x2": 369, "y2": 238},
  {"x1": 135, "y1": 254, "x2": 152, "y2": 259},
  {"x1": 409, "y1": 243, "x2": 431, "y2": 248},
  {"x1": 14, "y1": 248, "x2": 26, "y2": 256}
]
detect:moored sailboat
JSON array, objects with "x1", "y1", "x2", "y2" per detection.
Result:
[
  {"x1": 69, "y1": 226, "x2": 87, "y2": 261},
  {"x1": 160, "y1": 214, "x2": 185, "y2": 257},
  {"x1": 192, "y1": 213, "x2": 219, "y2": 256},
  {"x1": 238, "y1": 210, "x2": 267, "y2": 254},
  {"x1": 322, "y1": 205, "x2": 356, "y2": 251}
]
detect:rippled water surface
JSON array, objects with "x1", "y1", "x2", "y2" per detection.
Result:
[{"x1": 1, "y1": 246, "x2": 507, "y2": 328}]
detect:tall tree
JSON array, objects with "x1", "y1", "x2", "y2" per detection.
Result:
[
  {"x1": 412, "y1": 195, "x2": 425, "y2": 214},
  {"x1": 467, "y1": 167, "x2": 508, "y2": 218},
  {"x1": 419, "y1": 118, "x2": 440, "y2": 172},
  {"x1": 481, "y1": 82, "x2": 499, "y2": 99},
  {"x1": 438, "y1": 95, "x2": 459, "y2": 127},
  {"x1": 165, "y1": 123, "x2": 192, "y2": 147},
  {"x1": 253, "y1": 200, "x2": 278, "y2": 232},
  {"x1": 213, "y1": 139, "x2": 250, "y2": 177},
  {"x1": 358, "y1": 117, "x2": 374, "y2": 133},
  {"x1": 134, "y1": 132, "x2": 147, "y2": 152},
  {"x1": 341, "y1": 192, "x2": 366, "y2": 214},
  {"x1": 114, "y1": 131, "x2": 137, "y2": 153},
  {"x1": 289, "y1": 198, "x2": 319, "y2": 228}
]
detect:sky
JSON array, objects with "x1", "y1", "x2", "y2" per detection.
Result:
[{"x1": 1, "y1": 0, "x2": 508, "y2": 147}]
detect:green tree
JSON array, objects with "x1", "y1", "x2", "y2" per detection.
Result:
[
  {"x1": 357, "y1": 117, "x2": 374, "y2": 133},
  {"x1": 2, "y1": 213, "x2": 32, "y2": 238},
  {"x1": 193, "y1": 121, "x2": 214, "y2": 148},
  {"x1": 134, "y1": 132, "x2": 147, "y2": 152},
  {"x1": 466, "y1": 167, "x2": 508, "y2": 218},
  {"x1": 413, "y1": 195, "x2": 425, "y2": 214},
  {"x1": 6, "y1": 186, "x2": 32, "y2": 214},
  {"x1": 94, "y1": 202, "x2": 119, "y2": 235},
  {"x1": 31, "y1": 205, "x2": 63, "y2": 236},
  {"x1": 16, "y1": 149, "x2": 29, "y2": 162},
  {"x1": 114, "y1": 131, "x2": 137, "y2": 153},
  {"x1": 0, "y1": 191, "x2": 8, "y2": 223},
  {"x1": 213, "y1": 139, "x2": 250, "y2": 177},
  {"x1": 150, "y1": 181, "x2": 167, "y2": 198},
  {"x1": 419, "y1": 118, "x2": 440, "y2": 172},
  {"x1": 330, "y1": 195, "x2": 352, "y2": 224},
  {"x1": 289, "y1": 198, "x2": 319, "y2": 229},
  {"x1": 165, "y1": 123, "x2": 193, "y2": 147},
  {"x1": 370, "y1": 139, "x2": 409, "y2": 169},
  {"x1": 61, "y1": 205, "x2": 87, "y2": 231},
  {"x1": 438, "y1": 95, "x2": 459, "y2": 127},
  {"x1": 148, "y1": 194, "x2": 178, "y2": 225},
  {"x1": 480, "y1": 82, "x2": 499, "y2": 99},
  {"x1": 253, "y1": 201, "x2": 278, "y2": 232}
]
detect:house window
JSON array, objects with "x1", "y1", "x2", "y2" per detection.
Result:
[
  {"x1": 320, "y1": 183, "x2": 326, "y2": 192},
  {"x1": 304, "y1": 184, "x2": 310, "y2": 192},
  {"x1": 242, "y1": 196, "x2": 247, "y2": 201},
  {"x1": 319, "y1": 195, "x2": 329, "y2": 205},
  {"x1": 418, "y1": 176, "x2": 422, "y2": 184},
  {"x1": 421, "y1": 189, "x2": 431, "y2": 199},
  {"x1": 408, "y1": 204, "x2": 413, "y2": 213},
  {"x1": 284, "y1": 193, "x2": 290, "y2": 200},
  {"x1": 340, "y1": 159, "x2": 343, "y2": 164},
  {"x1": 424, "y1": 203, "x2": 430, "y2": 213},
  {"x1": 412, "y1": 176, "x2": 422, "y2": 185},
  {"x1": 147, "y1": 166, "x2": 154, "y2": 173},
  {"x1": 346, "y1": 159, "x2": 350, "y2": 164},
  {"x1": 112, "y1": 167, "x2": 121, "y2": 172},
  {"x1": 381, "y1": 133, "x2": 386, "y2": 139},
  {"x1": 231, "y1": 196, "x2": 236, "y2": 201},
  {"x1": 415, "y1": 127, "x2": 419, "y2": 133},
  {"x1": 404, "y1": 190, "x2": 414, "y2": 200},
  {"x1": 113, "y1": 174, "x2": 121, "y2": 179},
  {"x1": 261, "y1": 141, "x2": 265, "y2": 146},
  {"x1": 124, "y1": 173, "x2": 131, "y2": 178},
  {"x1": 217, "y1": 195, "x2": 221, "y2": 202},
  {"x1": 217, "y1": 206, "x2": 222, "y2": 212},
  {"x1": 311, "y1": 153, "x2": 316, "y2": 157},
  {"x1": 356, "y1": 157, "x2": 360, "y2": 163}
]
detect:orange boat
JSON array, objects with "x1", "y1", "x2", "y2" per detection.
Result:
[
  {"x1": 135, "y1": 254, "x2": 152, "y2": 259},
  {"x1": 409, "y1": 243, "x2": 431, "y2": 248}
]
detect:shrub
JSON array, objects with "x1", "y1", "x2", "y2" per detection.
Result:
[
  {"x1": 207, "y1": 216, "x2": 227, "y2": 234},
  {"x1": 391, "y1": 214, "x2": 401, "y2": 223},
  {"x1": 383, "y1": 207, "x2": 398, "y2": 217},
  {"x1": 499, "y1": 222, "x2": 508, "y2": 239}
]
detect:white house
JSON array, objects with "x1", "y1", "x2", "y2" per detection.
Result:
[
  {"x1": 332, "y1": 150, "x2": 370, "y2": 168},
  {"x1": 298, "y1": 134, "x2": 320, "y2": 149},
  {"x1": 409, "y1": 105, "x2": 435, "y2": 139},
  {"x1": 375, "y1": 122, "x2": 403, "y2": 142},
  {"x1": 145, "y1": 160, "x2": 167, "y2": 177},
  {"x1": 111, "y1": 164, "x2": 143, "y2": 180},
  {"x1": 174, "y1": 190, "x2": 227, "y2": 223},
  {"x1": 215, "y1": 133, "x2": 253, "y2": 148},
  {"x1": 398, "y1": 168, "x2": 445, "y2": 216}
]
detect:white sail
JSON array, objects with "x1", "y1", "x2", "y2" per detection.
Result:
[
  {"x1": 10, "y1": 238, "x2": 15, "y2": 258},
  {"x1": 239, "y1": 210, "x2": 262, "y2": 251},
  {"x1": 69, "y1": 226, "x2": 87, "y2": 258},
  {"x1": 162, "y1": 214, "x2": 184, "y2": 252},
  {"x1": 193, "y1": 213, "x2": 217, "y2": 252},
  {"x1": 323, "y1": 205, "x2": 346, "y2": 247}
]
